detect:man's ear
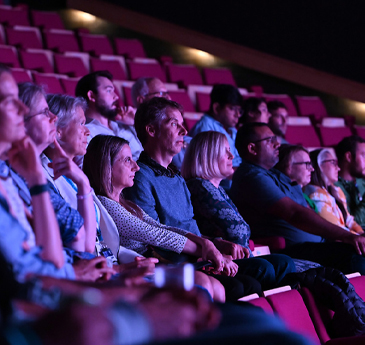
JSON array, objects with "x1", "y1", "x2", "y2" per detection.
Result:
[
  {"x1": 146, "y1": 124, "x2": 156, "y2": 138},
  {"x1": 345, "y1": 151, "x2": 352, "y2": 163},
  {"x1": 212, "y1": 102, "x2": 220, "y2": 115},
  {"x1": 87, "y1": 90, "x2": 96, "y2": 103},
  {"x1": 247, "y1": 143, "x2": 257, "y2": 155},
  {"x1": 136, "y1": 95, "x2": 144, "y2": 106}
]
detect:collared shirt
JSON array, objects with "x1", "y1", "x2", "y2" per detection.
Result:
[
  {"x1": 189, "y1": 114, "x2": 242, "y2": 167},
  {"x1": 230, "y1": 160, "x2": 324, "y2": 246},
  {"x1": 124, "y1": 152, "x2": 202, "y2": 236},
  {"x1": 86, "y1": 118, "x2": 143, "y2": 161},
  {"x1": 336, "y1": 177, "x2": 365, "y2": 230}
]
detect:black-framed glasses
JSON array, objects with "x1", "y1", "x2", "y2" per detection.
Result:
[
  {"x1": 293, "y1": 161, "x2": 313, "y2": 169},
  {"x1": 144, "y1": 91, "x2": 169, "y2": 98},
  {"x1": 25, "y1": 108, "x2": 53, "y2": 121},
  {"x1": 322, "y1": 159, "x2": 338, "y2": 167},
  {"x1": 253, "y1": 135, "x2": 278, "y2": 144}
]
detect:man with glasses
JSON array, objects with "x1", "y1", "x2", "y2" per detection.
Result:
[
  {"x1": 75, "y1": 71, "x2": 143, "y2": 160},
  {"x1": 190, "y1": 84, "x2": 244, "y2": 189},
  {"x1": 336, "y1": 135, "x2": 365, "y2": 230},
  {"x1": 231, "y1": 122, "x2": 365, "y2": 275}
]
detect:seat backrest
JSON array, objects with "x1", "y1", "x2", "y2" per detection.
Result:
[
  {"x1": 6, "y1": 26, "x2": 42, "y2": 50},
  {"x1": 127, "y1": 60, "x2": 166, "y2": 82},
  {"x1": 0, "y1": 6, "x2": 30, "y2": 26},
  {"x1": 196, "y1": 92, "x2": 211, "y2": 113},
  {"x1": 11, "y1": 67, "x2": 32, "y2": 83},
  {"x1": 44, "y1": 29, "x2": 80, "y2": 53},
  {"x1": 296, "y1": 96, "x2": 328, "y2": 121},
  {"x1": 184, "y1": 112, "x2": 204, "y2": 132},
  {"x1": 318, "y1": 126, "x2": 352, "y2": 147},
  {"x1": 167, "y1": 64, "x2": 203, "y2": 87},
  {"x1": 266, "y1": 289, "x2": 320, "y2": 344},
  {"x1": 90, "y1": 57, "x2": 127, "y2": 80},
  {"x1": 202, "y1": 67, "x2": 236, "y2": 86},
  {"x1": 0, "y1": 44, "x2": 20, "y2": 68},
  {"x1": 79, "y1": 33, "x2": 114, "y2": 56},
  {"x1": 248, "y1": 297, "x2": 274, "y2": 314},
  {"x1": 59, "y1": 77, "x2": 80, "y2": 96},
  {"x1": 32, "y1": 72, "x2": 64, "y2": 94},
  {"x1": 169, "y1": 90, "x2": 195, "y2": 112},
  {"x1": 19, "y1": 49, "x2": 54, "y2": 74},
  {"x1": 31, "y1": 10, "x2": 64, "y2": 30},
  {"x1": 54, "y1": 54, "x2": 89, "y2": 78},
  {"x1": 285, "y1": 124, "x2": 321, "y2": 147},
  {"x1": 114, "y1": 38, "x2": 146, "y2": 58}
]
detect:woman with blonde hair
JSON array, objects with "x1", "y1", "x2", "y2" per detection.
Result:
[{"x1": 181, "y1": 131, "x2": 296, "y2": 289}]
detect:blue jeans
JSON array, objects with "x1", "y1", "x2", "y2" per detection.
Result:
[{"x1": 234, "y1": 254, "x2": 296, "y2": 290}]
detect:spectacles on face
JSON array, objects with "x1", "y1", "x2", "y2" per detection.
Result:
[
  {"x1": 322, "y1": 159, "x2": 338, "y2": 167},
  {"x1": 253, "y1": 135, "x2": 278, "y2": 144},
  {"x1": 144, "y1": 91, "x2": 169, "y2": 98},
  {"x1": 293, "y1": 161, "x2": 313, "y2": 169},
  {"x1": 25, "y1": 108, "x2": 53, "y2": 121}
]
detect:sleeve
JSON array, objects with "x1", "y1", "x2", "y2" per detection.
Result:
[
  {"x1": 123, "y1": 170, "x2": 160, "y2": 221},
  {"x1": 142, "y1": 209, "x2": 189, "y2": 236},
  {"x1": 232, "y1": 170, "x2": 287, "y2": 212},
  {"x1": 190, "y1": 180, "x2": 250, "y2": 248},
  {"x1": 307, "y1": 188, "x2": 345, "y2": 228},
  {"x1": 48, "y1": 182, "x2": 84, "y2": 245},
  {"x1": 100, "y1": 198, "x2": 188, "y2": 253}
]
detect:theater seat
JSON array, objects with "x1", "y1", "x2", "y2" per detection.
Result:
[
  {"x1": 31, "y1": 10, "x2": 65, "y2": 30},
  {"x1": 32, "y1": 72, "x2": 64, "y2": 94},
  {"x1": 19, "y1": 49, "x2": 54, "y2": 74},
  {"x1": 79, "y1": 33, "x2": 114, "y2": 56},
  {"x1": 0, "y1": 44, "x2": 20, "y2": 68},
  {"x1": 0, "y1": 5, "x2": 30, "y2": 27},
  {"x1": 168, "y1": 90, "x2": 195, "y2": 112},
  {"x1": 318, "y1": 126, "x2": 352, "y2": 147},
  {"x1": 286, "y1": 116, "x2": 321, "y2": 147},
  {"x1": 54, "y1": 53, "x2": 89, "y2": 78},
  {"x1": 264, "y1": 93, "x2": 298, "y2": 117},
  {"x1": 127, "y1": 59, "x2": 166, "y2": 82},
  {"x1": 166, "y1": 63, "x2": 203, "y2": 87},
  {"x1": 184, "y1": 112, "x2": 204, "y2": 132},
  {"x1": 114, "y1": 38, "x2": 146, "y2": 58},
  {"x1": 202, "y1": 67, "x2": 236, "y2": 86},
  {"x1": 296, "y1": 96, "x2": 328, "y2": 122},
  {"x1": 6, "y1": 26, "x2": 43, "y2": 50},
  {"x1": 11, "y1": 68, "x2": 32, "y2": 83},
  {"x1": 44, "y1": 29, "x2": 80, "y2": 53}
]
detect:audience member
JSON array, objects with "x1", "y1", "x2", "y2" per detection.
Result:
[
  {"x1": 239, "y1": 97, "x2": 271, "y2": 126},
  {"x1": 75, "y1": 70, "x2": 142, "y2": 160},
  {"x1": 336, "y1": 135, "x2": 365, "y2": 230},
  {"x1": 181, "y1": 131, "x2": 295, "y2": 288},
  {"x1": 231, "y1": 122, "x2": 365, "y2": 274},
  {"x1": 84, "y1": 134, "x2": 230, "y2": 301},
  {"x1": 275, "y1": 144, "x2": 317, "y2": 212},
  {"x1": 267, "y1": 100, "x2": 289, "y2": 144},
  {"x1": 304, "y1": 148, "x2": 363, "y2": 234},
  {"x1": 189, "y1": 84, "x2": 243, "y2": 171}
]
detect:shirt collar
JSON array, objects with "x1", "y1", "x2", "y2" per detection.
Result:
[
  {"x1": 0, "y1": 160, "x2": 10, "y2": 179},
  {"x1": 138, "y1": 151, "x2": 180, "y2": 177}
]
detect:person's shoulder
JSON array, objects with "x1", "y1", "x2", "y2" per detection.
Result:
[{"x1": 190, "y1": 114, "x2": 219, "y2": 134}]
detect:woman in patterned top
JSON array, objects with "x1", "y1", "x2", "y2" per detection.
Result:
[
  {"x1": 304, "y1": 148, "x2": 363, "y2": 235},
  {"x1": 181, "y1": 131, "x2": 296, "y2": 289},
  {"x1": 83, "y1": 134, "x2": 239, "y2": 302}
]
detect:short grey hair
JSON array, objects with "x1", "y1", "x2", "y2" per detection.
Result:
[
  {"x1": 131, "y1": 77, "x2": 153, "y2": 107},
  {"x1": 18, "y1": 82, "x2": 46, "y2": 113},
  {"x1": 46, "y1": 94, "x2": 87, "y2": 129}
]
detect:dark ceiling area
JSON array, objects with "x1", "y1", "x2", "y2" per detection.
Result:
[{"x1": 105, "y1": 0, "x2": 364, "y2": 85}]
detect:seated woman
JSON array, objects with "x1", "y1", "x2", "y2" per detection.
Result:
[
  {"x1": 304, "y1": 148, "x2": 364, "y2": 235},
  {"x1": 275, "y1": 144, "x2": 318, "y2": 212},
  {"x1": 83, "y1": 134, "x2": 238, "y2": 302},
  {"x1": 181, "y1": 131, "x2": 296, "y2": 288}
]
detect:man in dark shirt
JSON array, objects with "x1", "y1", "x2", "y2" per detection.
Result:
[{"x1": 231, "y1": 122, "x2": 365, "y2": 274}]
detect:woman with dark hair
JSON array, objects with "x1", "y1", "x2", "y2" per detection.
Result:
[
  {"x1": 181, "y1": 131, "x2": 296, "y2": 288},
  {"x1": 304, "y1": 148, "x2": 363, "y2": 234},
  {"x1": 83, "y1": 134, "x2": 233, "y2": 302}
]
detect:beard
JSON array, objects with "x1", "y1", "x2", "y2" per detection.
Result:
[{"x1": 95, "y1": 100, "x2": 118, "y2": 120}]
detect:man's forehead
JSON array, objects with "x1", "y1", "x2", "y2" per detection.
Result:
[
  {"x1": 356, "y1": 142, "x2": 365, "y2": 153},
  {"x1": 165, "y1": 108, "x2": 183, "y2": 121},
  {"x1": 255, "y1": 125, "x2": 273, "y2": 138},
  {"x1": 148, "y1": 78, "x2": 166, "y2": 92},
  {"x1": 96, "y1": 76, "x2": 114, "y2": 89},
  {"x1": 273, "y1": 108, "x2": 288, "y2": 117}
]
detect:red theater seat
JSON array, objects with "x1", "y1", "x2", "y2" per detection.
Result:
[
  {"x1": 169, "y1": 90, "x2": 195, "y2": 112},
  {"x1": 127, "y1": 60, "x2": 166, "y2": 82},
  {"x1": 44, "y1": 29, "x2": 80, "y2": 53},
  {"x1": 296, "y1": 96, "x2": 328, "y2": 122},
  {"x1": 0, "y1": 45, "x2": 20, "y2": 68},
  {"x1": 114, "y1": 38, "x2": 146, "y2": 58},
  {"x1": 19, "y1": 49, "x2": 54, "y2": 74},
  {"x1": 6, "y1": 26, "x2": 42, "y2": 50},
  {"x1": 79, "y1": 33, "x2": 114, "y2": 56},
  {"x1": 166, "y1": 64, "x2": 203, "y2": 87},
  {"x1": 54, "y1": 53, "x2": 89, "y2": 78},
  {"x1": 0, "y1": 5, "x2": 30, "y2": 27},
  {"x1": 202, "y1": 67, "x2": 236, "y2": 86},
  {"x1": 32, "y1": 72, "x2": 64, "y2": 94},
  {"x1": 31, "y1": 10, "x2": 64, "y2": 30}
]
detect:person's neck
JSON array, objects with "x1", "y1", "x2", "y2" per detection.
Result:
[
  {"x1": 339, "y1": 167, "x2": 356, "y2": 182},
  {"x1": 85, "y1": 109, "x2": 111, "y2": 128},
  {"x1": 144, "y1": 146, "x2": 173, "y2": 169},
  {"x1": 209, "y1": 177, "x2": 222, "y2": 188},
  {"x1": 0, "y1": 142, "x2": 11, "y2": 161},
  {"x1": 109, "y1": 188, "x2": 122, "y2": 203}
]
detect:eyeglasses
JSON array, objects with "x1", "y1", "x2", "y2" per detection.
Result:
[
  {"x1": 293, "y1": 161, "x2": 313, "y2": 169},
  {"x1": 144, "y1": 91, "x2": 170, "y2": 98},
  {"x1": 25, "y1": 108, "x2": 53, "y2": 121},
  {"x1": 322, "y1": 159, "x2": 338, "y2": 167},
  {"x1": 253, "y1": 135, "x2": 278, "y2": 144}
]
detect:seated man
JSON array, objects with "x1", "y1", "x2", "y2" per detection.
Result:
[
  {"x1": 267, "y1": 100, "x2": 289, "y2": 144},
  {"x1": 335, "y1": 135, "x2": 365, "y2": 230},
  {"x1": 75, "y1": 70, "x2": 143, "y2": 160},
  {"x1": 131, "y1": 76, "x2": 191, "y2": 169},
  {"x1": 231, "y1": 122, "x2": 365, "y2": 274},
  {"x1": 124, "y1": 97, "x2": 295, "y2": 295}
]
